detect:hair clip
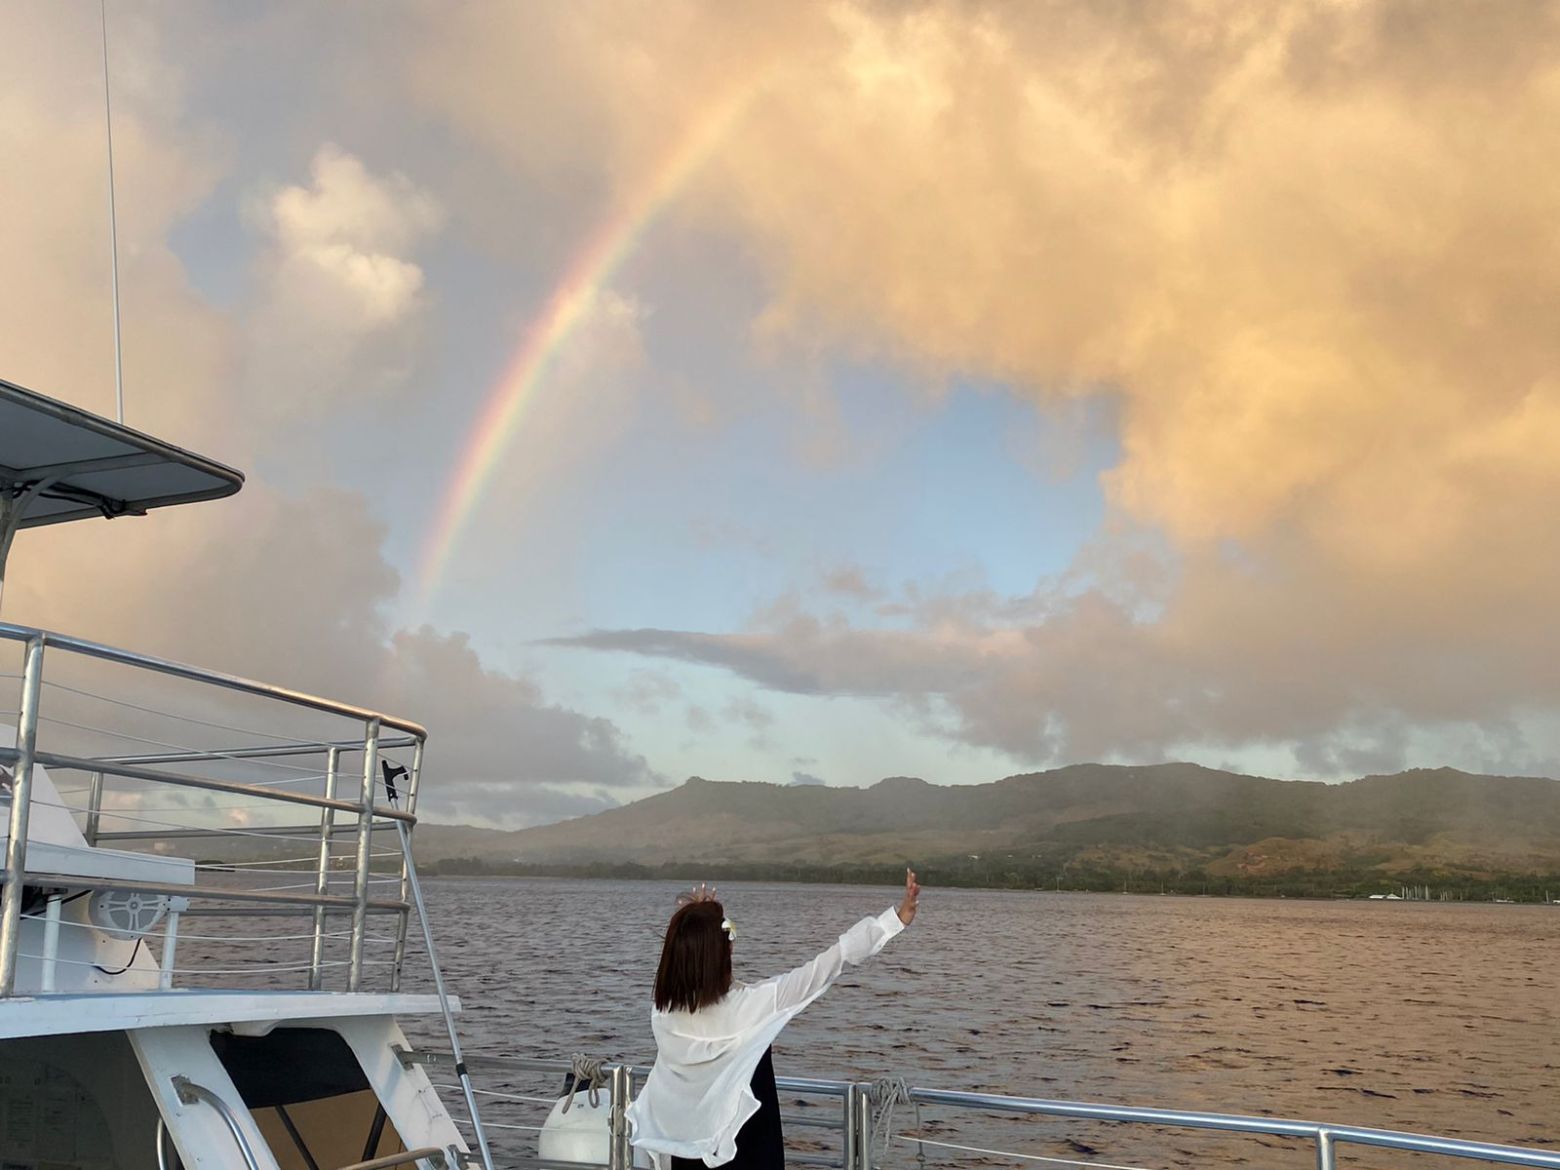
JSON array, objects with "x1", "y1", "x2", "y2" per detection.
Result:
[{"x1": 676, "y1": 882, "x2": 719, "y2": 908}]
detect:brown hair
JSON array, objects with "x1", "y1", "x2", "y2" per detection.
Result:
[{"x1": 654, "y1": 899, "x2": 733, "y2": 1012}]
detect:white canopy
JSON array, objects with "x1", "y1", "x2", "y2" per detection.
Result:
[
  {"x1": 0, "y1": 377, "x2": 242, "y2": 531},
  {"x1": 0, "y1": 378, "x2": 243, "y2": 590}
]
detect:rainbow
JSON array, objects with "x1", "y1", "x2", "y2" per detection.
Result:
[{"x1": 415, "y1": 78, "x2": 766, "y2": 606}]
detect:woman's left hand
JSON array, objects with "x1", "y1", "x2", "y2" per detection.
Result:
[{"x1": 896, "y1": 867, "x2": 921, "y2": 925}]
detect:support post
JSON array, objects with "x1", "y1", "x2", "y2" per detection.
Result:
[
  {"x1": 843, "y1": 1084, "x2": 860, "y2": 1170},
  {"x1": 1317, "y1": 1129, "x2": 1336, "y2": 1170},
  {"x1": 159, "y1": 895, "x2": 188, "y2": 990},
  {"x1": 392, "y1": 817, "x2": 496, "y2": 1170},
  {"x1": 609, "y1": 1064, "x2": 630, "y2": 1170},
  {"x1": 0, "y1": 634, "x2": 45, "y2": 996},
  {"x1": 40, "y1": 893, "x2": 61, "y2": 993},
  {"x1": 390, "y1": 738, "x2": 423, "y2": 992},
  {"x1": 0, "y1": 493, "x2": 20, "y2": 618},
  {"x1": 310, "y1": 746, "x2": 340, "y2": 990},
  {"x1": 84, "y1": 770, "x2": 104, "y2": 846},
  {"x1": 348, "y1": 720, "x2": 379, "y2": 991},
  {"x1": 854, "y1": 1083, "x2": 872, "y2": 1170}
]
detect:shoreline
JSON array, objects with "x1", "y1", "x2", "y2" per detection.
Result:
[{"x1": 416, "y1": 863, "x2": 1560, "y2": 904}]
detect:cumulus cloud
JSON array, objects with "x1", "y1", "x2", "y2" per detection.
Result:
[
  {"x1": 426, "y1": 1, "x2": 1560, "y2": 775},
  {"x1": 0, "y1": 10, "x2": 652, "y2": 827},
  {"x1": 244, "y1": 145, "x2": 443, "y2": 423},
  {"x1": 262, "y1": 148, "x2": 443, "y2": 330},
  {"x1": 266, "y1": 144, "x2": 442, "y2": 327}
]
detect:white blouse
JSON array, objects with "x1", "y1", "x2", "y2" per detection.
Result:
[{"x1": 626, "y1": 906, "x2": 906, "y2": 1169}]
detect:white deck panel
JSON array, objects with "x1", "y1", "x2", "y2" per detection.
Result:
[
  {"x1": 0, "y1": 989, "x2": 459, "y2": 1039},
  {"x1": 0, "y1": 836, "x2": 196, "y2": 886}
]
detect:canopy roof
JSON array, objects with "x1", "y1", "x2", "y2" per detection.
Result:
[{"x1": 0, "y1": 377, "x2": 243, "y2": 531}]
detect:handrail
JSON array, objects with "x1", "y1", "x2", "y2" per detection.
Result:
[
  {"x1": 0, "y1": 747, "x2": 414, "y2": 822},
  {"x1": 397, "y1": 1050, "x2": 1560, "y2": 1170},
  {"x1": 171, "y1": 1075, "x2": 262, "y2": 1170},
  {"x1": 0, "y1": 869, "x2": 410, "y2": 913},
  {"x1": 333, "y1": 1146, "x2": 452, "y2": 1170},
  {"x1": 154, "y1": 1115, "x2": 174, "y2": 1170},
  {"x1": 0, "y1": 619, "x2": 433, "y2": 997},
  {"x1": 0, "y1": 622, "x2": 427, "y2": 737},
  {"x1": 99, "y1": 735, "x2": 421, "y2": 766},
  {"x1": 397, "y1": 1050, "x2": 851, "y2": 1097},
  {"x1": 905, "y1": 1087, "x2": 1560, "y2": 1170}
]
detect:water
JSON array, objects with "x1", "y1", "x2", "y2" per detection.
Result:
[{"x1": 395, "y1": 879, "x2": 1558, "y2": 1168}]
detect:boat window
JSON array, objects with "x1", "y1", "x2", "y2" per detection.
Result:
[
  {"x1": 0, "y1": 1032, "x2": 150, "y2": 1170},
  {"x1": 210, "y1": 1027, "x2": 407, "y2": 1170}
]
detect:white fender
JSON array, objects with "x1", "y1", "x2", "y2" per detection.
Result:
[{"x1": 538, "y1": 1090, "x2": 651, "y2": 1168}]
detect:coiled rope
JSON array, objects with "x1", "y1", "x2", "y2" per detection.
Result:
[
  {"x1": 562, "y1": 1054, "x2": 607, "y2": 1113},
  {"x1": 868, "y1": 1077, "x2": 926, "y2": 1170}
]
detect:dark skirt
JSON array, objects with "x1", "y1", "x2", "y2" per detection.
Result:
[{"x1": 671, "y1": 1047, "x2": 784, "y2": 1170}]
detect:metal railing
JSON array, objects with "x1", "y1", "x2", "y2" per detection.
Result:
[
  {"x1": 0, "y1": 621, "x2": 428, "y2": 997},
  {"x1": 900, "y1": 1088, "x2": 1560, "y2": 1170},
  {"x1": 398, "y1": 1051, "x2": 858, "y2": 1170},
  {"x1": 398, "y1": 1050, "x2": 1559, "y2": 1170},
  {"x1": 171, "y1": 1075, "x2": 264, "y2": 1170}
]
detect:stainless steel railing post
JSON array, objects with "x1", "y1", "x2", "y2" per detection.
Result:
[
  {"x1": 609, "y1": 1063, "x2": 631, "y2": 1170},
  {"x1": 1318, "y1": 1129, "x2": 1337, "y2": 1170},
  {"x1": 843, "y1": 1083, "x2": 860, "y2": 1170},
  {"x1": 348, "y1": 718, "x2": 380, "y2": 991},
  {"x1": 854, "y1": 1082, "x2": 872, "y2": 1170},
  {"x1": 309, "y1": 745, "x2": 340, "y2": 990},
  {"x1": 84, "y1": 769, "x2": 104, "y2": 845},
  {"x1": 390, "y1": 737, "x2": 424, "y2": 991},
  {"x1": 0, "y1": 634, "x2": 45, "y2": 997}
]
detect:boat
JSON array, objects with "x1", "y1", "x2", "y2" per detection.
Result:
[
  {"x1": 4, "y1": 375, "x2": 1558, "y2": 1170},
  {"x1": 1, "y1": 377, "x2": 489, "y2": 1169}
]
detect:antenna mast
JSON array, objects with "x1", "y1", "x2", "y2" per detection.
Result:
[{"x1": 100, "y1": 0, "x2": 124, "y2": 425}]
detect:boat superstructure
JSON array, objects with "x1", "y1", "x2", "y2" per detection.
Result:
[
  {"x1": 1, "y1": 378, "x2": 486, "y2": 1169},
  {"x1": 3, "y1": 376, "x2": 1557, "y2": 1170}
]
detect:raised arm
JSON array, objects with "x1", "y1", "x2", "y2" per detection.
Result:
[{"x1": 767, "y1": 868, "x2": 919, "y2": 1013}]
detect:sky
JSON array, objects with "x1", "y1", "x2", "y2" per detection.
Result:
[{"x1": 3, "y1": 1, "x2": 1560, "y2": 827}]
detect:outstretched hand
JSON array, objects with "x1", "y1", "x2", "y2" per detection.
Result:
[{"x1": 896, "y1": 867, "x2": 921, "y2": 926}]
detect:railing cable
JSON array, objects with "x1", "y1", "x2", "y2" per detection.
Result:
[{"x1": 896, "y1": 1134, "x2": 1159, "y2": 1170}]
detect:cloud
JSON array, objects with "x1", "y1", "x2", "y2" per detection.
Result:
[
  {"x1": 242, "y1": 145, "x2": 444, "y2": 425},
  {"x1": 262, "y1": 144, "x2": 442, "y2": 328},
  {"x1": 9, "y1": 483, "x2": 656, "y2": 822},
  {"x1": 820, "y1": 565, "x2": 883, "y2": 601},
  {"x1": 612, "y1": 670, "x2": 683, "y2": 715},
  {"x1": 0, "y1": 12, "x2": 651, "y2": 828},
  {"x1": 790, "y1": 771, "x2": 826, "y2": 787},
  {"x1": 423, "y1": 2, "x2": 1560, "y2": 775}
]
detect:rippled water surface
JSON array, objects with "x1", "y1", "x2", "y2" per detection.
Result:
[{"x1": 393, "y1": 880, "x2": 1557, "y2": 1168}]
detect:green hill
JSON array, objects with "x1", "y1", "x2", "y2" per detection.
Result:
[{"x1": 418, "y1": 764, "x2": 1560, "y2": 899}]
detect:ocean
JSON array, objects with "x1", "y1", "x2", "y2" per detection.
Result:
[{"x1": 392, "y1": 879, "x2": 1557, "y2": 1168}]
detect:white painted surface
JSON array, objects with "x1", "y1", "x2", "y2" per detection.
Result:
[
  {"x1": 132, "y1": 1023, "x2": 282, "y2": 1170},
  {"x1": 0, "y1": 989, "x2": 458, "y2": 1039},
  {"x1": 334, "y1": 1014, "x2": 470, "y2": 1161},
  {"x1": 1, "y1": 724, "x2": 196, "y2": 887}
]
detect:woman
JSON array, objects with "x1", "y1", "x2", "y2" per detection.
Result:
[{"x1": 627, "y1": 869, "x2": 921, "y2": 1170}]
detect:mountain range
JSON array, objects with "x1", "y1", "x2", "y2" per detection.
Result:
[{"x1": 413, "y1": 763, "x2": 1560, "y2": 894}]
